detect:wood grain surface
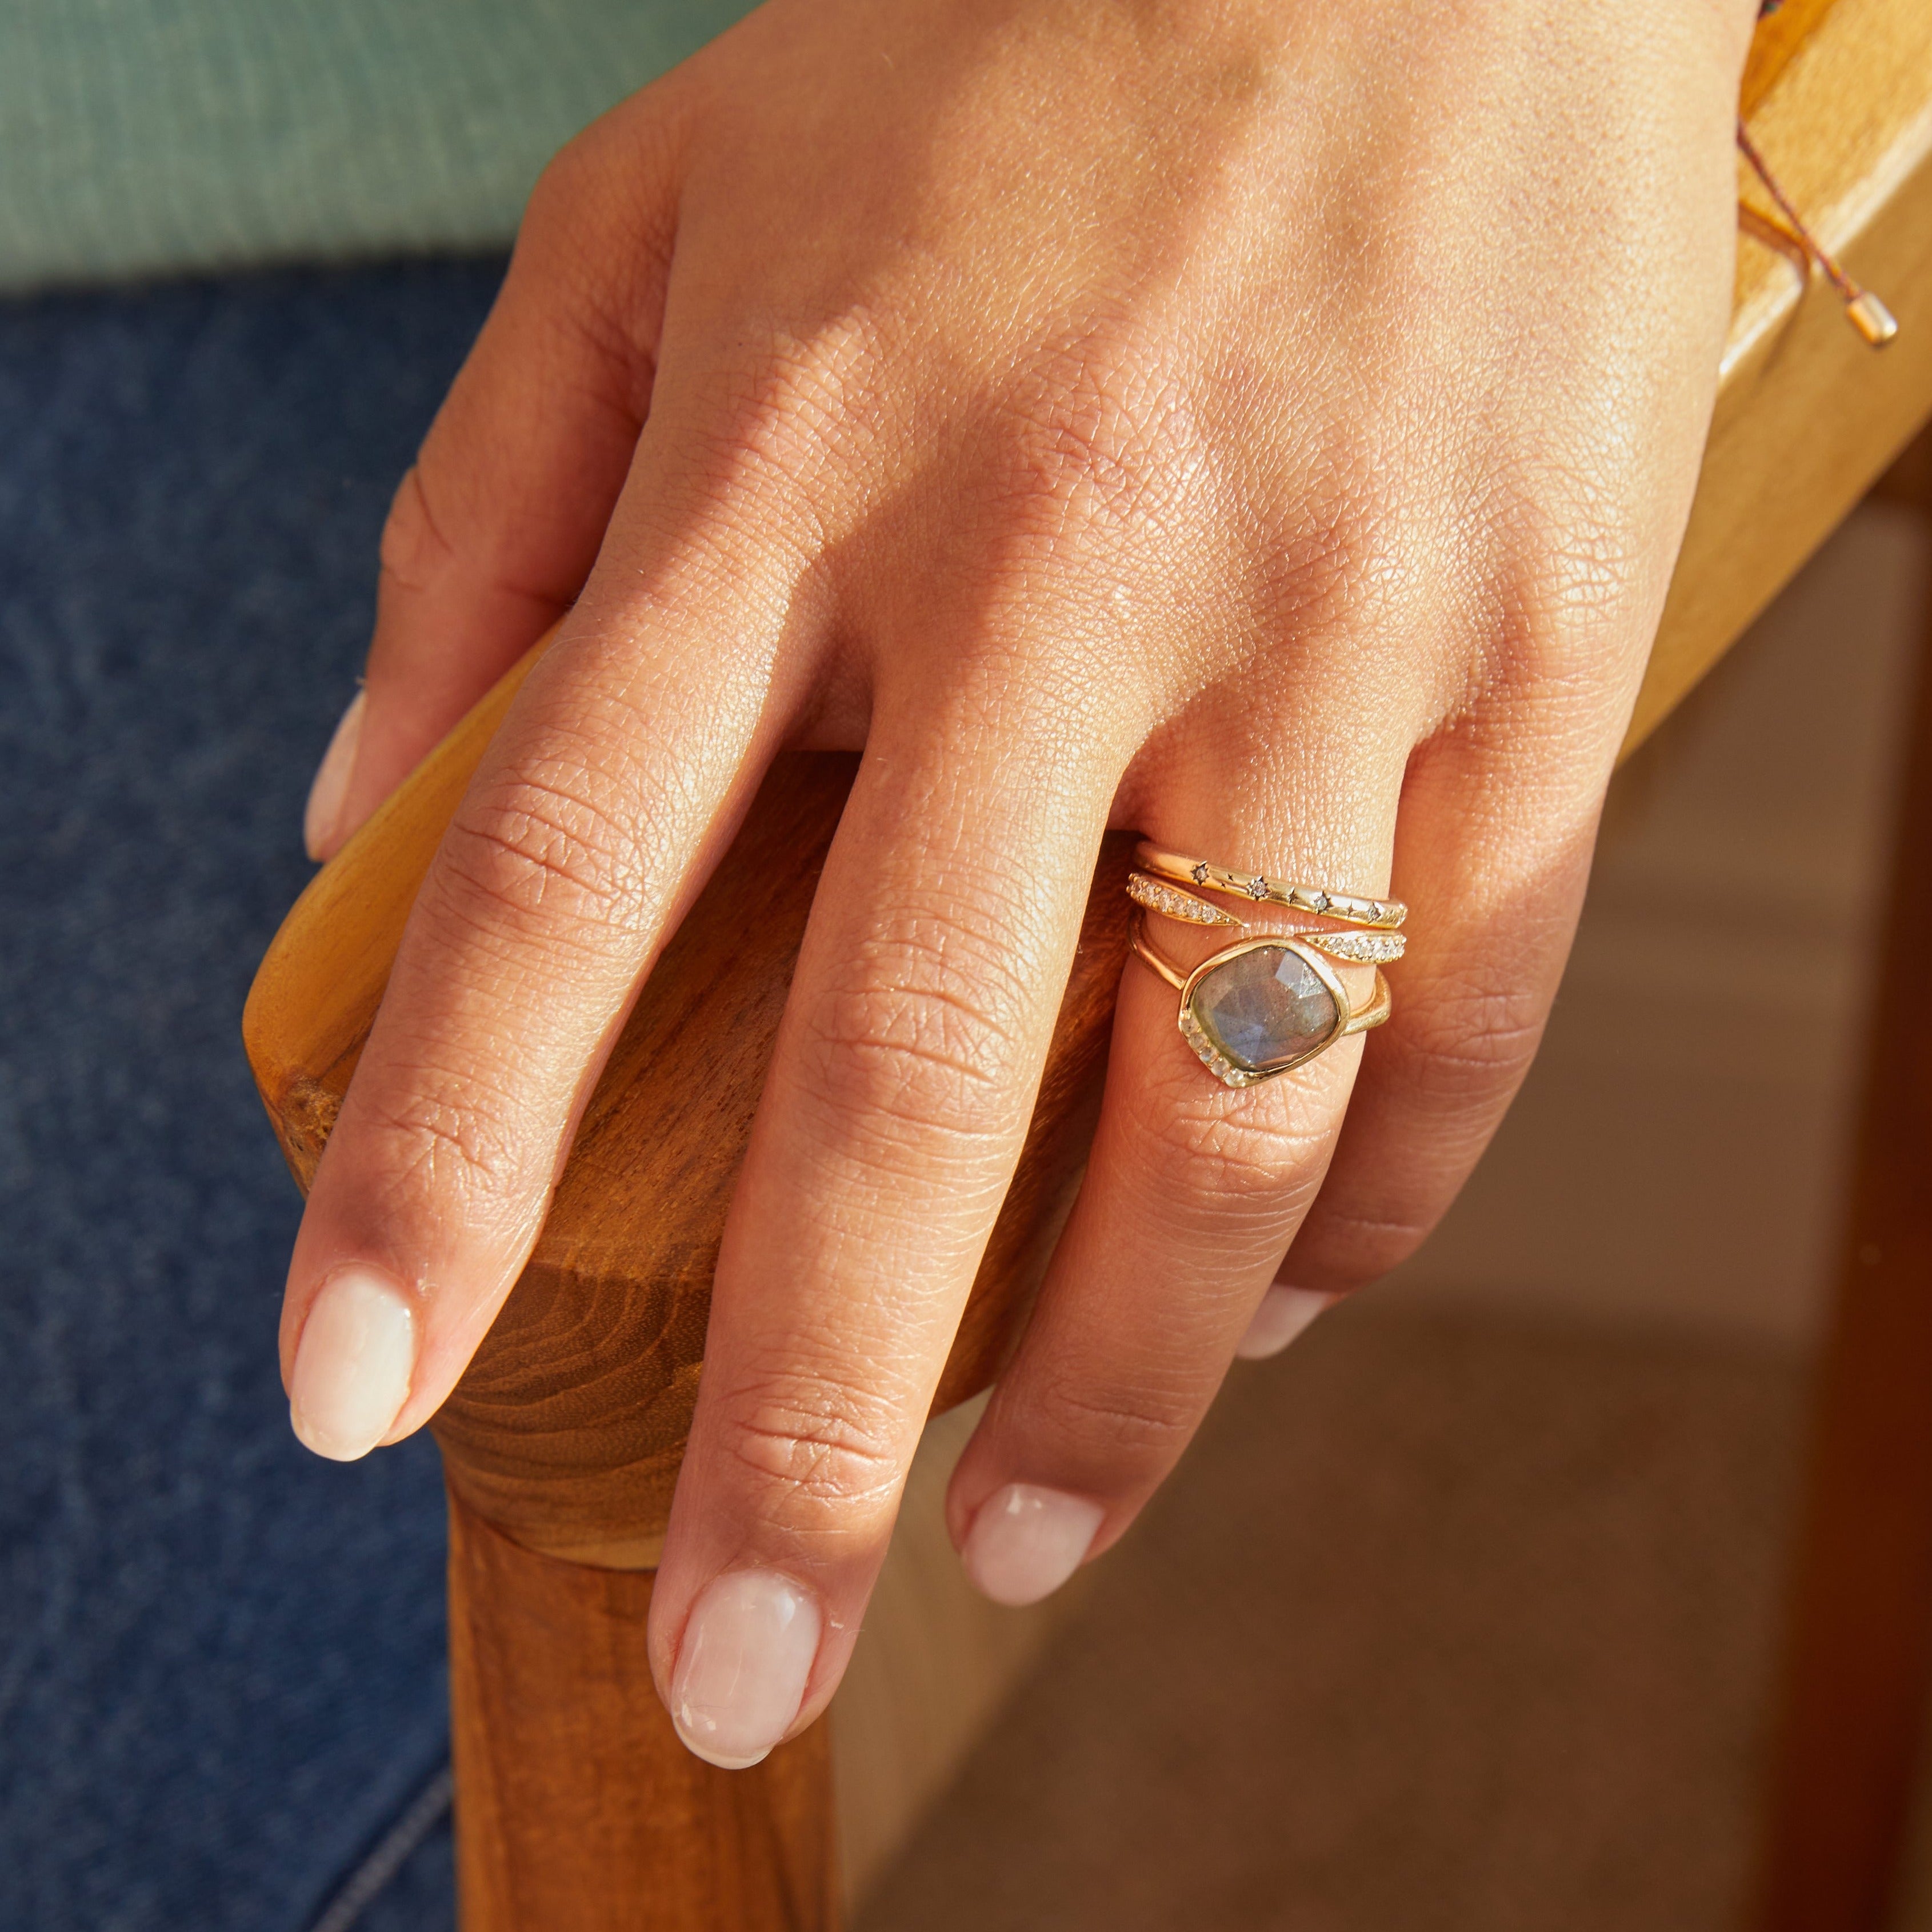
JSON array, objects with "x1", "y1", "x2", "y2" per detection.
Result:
[
  {"x1": 1626, "y1": 0, "x2": 1932, "y2": 751},
  {"x1": 448, "y1": 1482, "x2": 836, "y2": 1930}
]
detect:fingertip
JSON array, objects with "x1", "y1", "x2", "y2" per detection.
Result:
[
  {"x1": 303, "y1": 687, "x2": 367, "y2": 861},
  {"x1": 288, "y1": 1264, "x2": 418, "y2": 1461},
  {"x1": 960, "y1": 1483, "x2": 1103, "y2": 1607},
  {"x1": 1233, "y1": 1285, "x2": 1335, "y2": 1361}
]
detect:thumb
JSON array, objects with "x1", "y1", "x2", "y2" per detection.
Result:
[{"x1": 307, "y1": 92, "x2": 691, "y2": 858}]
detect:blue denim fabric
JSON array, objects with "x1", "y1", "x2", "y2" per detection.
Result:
[{"x1": 0, "y1": 261, "x2": 509, "y2": 1931}]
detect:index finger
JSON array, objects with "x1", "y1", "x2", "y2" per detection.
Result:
[{"x1": 279, "y1": 439, "x2": 817, "y2": 1461}]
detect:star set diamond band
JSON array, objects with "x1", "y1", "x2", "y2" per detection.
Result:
[
  {"x1": 1134, "y1": 843, "x2": 1406, "y2": 929},
  {"x1": 1127, "y1": 842, "x2": 1400, "y2": 1088}
]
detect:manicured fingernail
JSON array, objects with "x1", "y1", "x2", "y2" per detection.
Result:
[
  {"x1": 671, "y1": 1570, "x2": 822, "y2": 1770},
  {"x1": 962, "y1": 1483, "x2": 1104, "y2": 1607},
  {"x1": 303, "y1": 687, "x2": 366, "y2": 859},
  {"x1": 289, "y1": 1265, "x2": 417, "y2": 1461},
  {"x1": 1235, "y1": 1285, "x2": 1335, "y2": 1361}
]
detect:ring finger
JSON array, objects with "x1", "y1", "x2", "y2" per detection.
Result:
[{"x1": 945, "y1": 730, "x2": 1411, "y2": 1600}]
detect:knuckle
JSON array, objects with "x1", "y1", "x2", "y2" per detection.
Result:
[
  {"x1": 1296, "y1": 1198, "x2": 1441, "y2": 1289},
  {"x1": 1398, "y1": 967, "x2": 1547, "y2": 1101},
  {"x1": 713, "y1": 1368, "x2": 905, "y2": 1522},
  {"x1": 519, "y1": 126, "x2": 657, "y2": 295},
  {"x1": 1244, "y1": 420, "x2": 1401, "y2": 641},
  {"x1": 1129, "y1": 1068, "x2": 1337, "y2": 1218},
  {"x1": 1029, "y1": 1366, "x2": 1200, "y2": 1481},
  {"x1": 982, "y1": 332, "x2": 1202, "y2": 559},
  {"x1": 691, "y1": 315, "x2": 889, "y2": 518},
  {"x1": 435, "y1": 758, "x2": 645, "y2": 942},
  {"x1": 505, "y1": 122, "x2": 678, "y2": 423},
  {"x1": 524, "y1": 129, "x2": 609, "y2": 233},
  {"x1": 1180, "y1": 1108, "x2": 1331, "y2": 1210},
  {"x1": 349, "y1": 1061, "x2": 537, "y2": 1218},
  {"x1": 797, "y1": 901, "x2": 1033, "y2": 1156},
  {"x1": 1478, "y1": 456, "x2": 1650, "y2": 686}
]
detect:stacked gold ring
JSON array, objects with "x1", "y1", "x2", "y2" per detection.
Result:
[
  {"x1": 1135, "y1": 843, "x2": 1406, "y2": 929},
  {"x1": 1127, "y1": 842, "x2": 1400, "y2": 1089}
]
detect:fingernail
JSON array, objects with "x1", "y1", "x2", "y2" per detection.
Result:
[
  {"x1": 962, "y1": 1483, "x2": 1104, "y2": 1607},
  {"x1": 289, "y1": 1265, "x2": 417, "y2": 1461},
  {"x1": 670, "y1": 1570, "x2": 823, "y2": 1770},
  {"x1": 303, "y1": 687, "x2": 366, "y2": 859},
  {"x1": 1235, "y1": 1285, "x2": 1335, "y2": 1361}
]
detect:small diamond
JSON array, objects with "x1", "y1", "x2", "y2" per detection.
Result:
[
  {"x1": 1248, "y1": 875, "x2": 1268, "y2": 899},
  {"x1": 1129, "y1": 873, "x2": 1240, "y2": 927},
  {"x1": 1311, "y1": 892, "x2": 1329, "y2": 913},
  {"x1": 1313, "y1": 930, "x2": 1405, "y2": 964},
  {"x1": 1191, "y1": 862, "x2": 1210, "y2": 885}
]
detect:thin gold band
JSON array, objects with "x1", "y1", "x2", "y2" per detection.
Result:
[
  {"x1": 1135, "y1": 842, "x2": 1405, "y2": 930},
  {"x1": 1128, "y1": 918, "x2": 1191, "y2": 992}
]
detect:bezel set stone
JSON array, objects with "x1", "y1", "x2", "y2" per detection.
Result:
[{"x1": 1182, "y1": 941, "x2": 1344, "y2": 1083}]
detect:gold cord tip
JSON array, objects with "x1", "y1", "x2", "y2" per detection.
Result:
[{"x1": 1846, "y1": 290, "x2": 1899, "y2": 347}]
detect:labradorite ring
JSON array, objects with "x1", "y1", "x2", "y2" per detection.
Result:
[
  {"x1": 1125, "y1": 845, "x2": 1401, "y2": 1088},
  {"x1": 1129, "y1": 914, "x2": 1391, "y2": 1088}
]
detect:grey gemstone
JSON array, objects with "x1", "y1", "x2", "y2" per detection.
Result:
[{"x1": 1189, "y1": 945, "x2": 1338, "y2": 1074}]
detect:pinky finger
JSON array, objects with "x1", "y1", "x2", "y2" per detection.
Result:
[
  {"x1": 1278, "y1": 705, "x2": 1615, "y2": 1307},
  {"x1": 1233, "y1": 1286, "x2": 1336, "y2": 1359}
]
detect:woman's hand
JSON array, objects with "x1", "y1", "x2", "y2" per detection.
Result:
[{"x1": 285, "y1": 0, "x2": 1755, "y2": 1767}]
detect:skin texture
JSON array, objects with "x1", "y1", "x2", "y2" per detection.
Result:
[{"x1": 283, "y1": 0, "x2": 1760, "y2": 1758}]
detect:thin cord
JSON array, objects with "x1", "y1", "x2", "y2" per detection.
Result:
[
  {"x1": 1737, "y1": 120, "x2": 1859, "y2": 303},
  {"x1": 1735, "y1": 119, "x2": 1898, "y2": 344}
]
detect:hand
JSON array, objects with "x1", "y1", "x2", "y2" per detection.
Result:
[{"x1": 285, "y1": 0, "x2": 1756, "y2": 1768}]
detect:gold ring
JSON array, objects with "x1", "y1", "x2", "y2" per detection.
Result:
[
  {"x1": 1130, "y1": 913, "x2": 1392, "y2": 1087},
  {"x1": 1126, "y1": 874, "x2": 1405, "y2": 965},
  {"x1": 1135, "y1": 842, "x2": 1405, "y2": 930}
]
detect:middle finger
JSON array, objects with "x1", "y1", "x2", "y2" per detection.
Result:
[{"x1": 645, "y1": 627, "x2": 1133, "y2": 1769}]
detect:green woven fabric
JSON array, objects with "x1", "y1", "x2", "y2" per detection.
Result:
[{"x1": 0, "y1": 0, "x2": 755, "y2": 291}]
